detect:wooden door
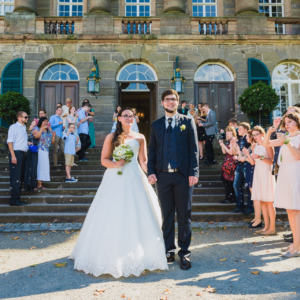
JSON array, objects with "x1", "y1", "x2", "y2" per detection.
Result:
[
  {"x1": 39, "y1": 82, "x2": 79, "y2": 117},
  {"x1": 195, "y1": 82, "x2": 234, "y2": 130}
]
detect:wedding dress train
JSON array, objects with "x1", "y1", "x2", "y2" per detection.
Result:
[{"x1": 69, "y1": 139, "x2": 168, "y2": 278}]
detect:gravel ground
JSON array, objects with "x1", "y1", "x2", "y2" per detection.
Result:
[{"x1": 0, "y1": 226, "x2": 299, "y2": 300}]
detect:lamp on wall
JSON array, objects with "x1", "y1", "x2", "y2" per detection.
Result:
[
  {"x1": 171, "y1": 56, "x2": 185, "y2": 94},
  {"x1": 87, "y1": 56, "x2": 101, "y2": 96}
]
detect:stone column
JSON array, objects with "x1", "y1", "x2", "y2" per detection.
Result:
[
  {"x1": 89, "y1": 0, "x2": 111, "y2": 14},
  {"x1": 13, "y1": 0, "x2": 37, "y2": 14},
  {"x1": 235, "y1": 0, "x2": 259, "y2": 15},
  {"x1": 163, "y1": 0, "x2": 186, "y2": 14}
]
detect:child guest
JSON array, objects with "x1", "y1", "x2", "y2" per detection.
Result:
[{"x1": 63, "y1": 123, "x2": 79, "y2": 183}]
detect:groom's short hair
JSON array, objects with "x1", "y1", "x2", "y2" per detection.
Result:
[
  {"x1": 202, "y1": 103, "x2": 209, "y2": 108},
  {"x1": 161, "y1": 89, "x2": 179, "y2": 101}
]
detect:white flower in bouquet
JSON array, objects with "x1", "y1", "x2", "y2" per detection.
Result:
[{"x1": 112, "y1": 144, "x2": 134, "y2": 175}]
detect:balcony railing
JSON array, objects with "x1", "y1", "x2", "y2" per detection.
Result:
[
  {"x1": 121, "y1": 18, "x2": 154, "y2": 34},
  {"x1": 191, "y1": 17, "x2": 232, "y2": 35},
  {"x1": 269, "y1": 17, "x2": 300, "y2": 35}
]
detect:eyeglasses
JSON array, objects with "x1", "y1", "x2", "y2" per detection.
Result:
[
  {"x1": 121, "y1": 115, "x2": 134, "y2": 119},
  {"x1": 22, "y1": 116, "x2": 29, "y2": 119},
  {"x1": 164, "y1": 98, "x2": 177, "y2": 103},
  {"x1": 252, "y1": 133, "x2": 261, "y2": 137}
]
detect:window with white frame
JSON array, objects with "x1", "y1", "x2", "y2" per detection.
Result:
[
  {"x1": 125, "y1": 0, "x2": 150, "y2": 16},
  {"x1": 58, "y1": 0, "x2": 83, "y2": 16},
  {"x1": 272, "y1": 63, "x2": 300, "y2": 117},
  {"x1": 192, "y1": 0, "x2": 217, "y2": 17},
  {"x1": 0, "y1": 0, "x2": 14, "y2": 16},
  {"x1": 259, "y1": 0, "x2": 284, "y2": 34}
]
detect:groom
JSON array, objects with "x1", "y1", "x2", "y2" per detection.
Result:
[{"x1": 148, "y1": 89, "x2": 199, "y2": 270}]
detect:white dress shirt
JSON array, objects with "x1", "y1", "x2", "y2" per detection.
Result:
[
  {"x1": 7, "y1": 122, "x2": 28, "y2": 152},
  {"x1": 165, "y1": 114, "x2": 176, "y2": 129}
]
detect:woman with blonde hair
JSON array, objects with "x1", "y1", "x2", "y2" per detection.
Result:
[
  {"x1": 196, "y1": 103, "x2": 207, "y2": 160},
  {"x1": 62, "y1": 98, "x2": 72, "y2": 132},
  {"x1": 264, "y1": 113, "x2": 300, "y2": 257},
  {"x1": 219, "y1": 126, "x2": 238, "y2": 203},
  {"x1": 131, "y1": 108, "x2": 140, "y2": 133},
  {"x1": 247, "y1": 126, "x2": 275, "y2": 234}
]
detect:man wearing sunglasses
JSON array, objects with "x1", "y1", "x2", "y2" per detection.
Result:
[{"x1": 7, "y1": 111, "x2": 30, "y2": 206}]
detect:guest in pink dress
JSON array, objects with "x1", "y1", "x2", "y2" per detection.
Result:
[
  {"x1": 264, "y1": 113, "x2": 300, "y2": 258},
  {"x1": 247, "y1": 126, "x2": 275, "y2": 235}
]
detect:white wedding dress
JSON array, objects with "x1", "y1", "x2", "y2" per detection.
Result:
[{"x1": 69, "y1": 139, "x2": 168, "y2": 278}]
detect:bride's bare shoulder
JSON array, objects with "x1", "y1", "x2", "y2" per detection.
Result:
[
  {"x1": 103, "y1": 133, "x2": 114, "y2": 145},
  {"x1": 135, "y1": 133, "x2": 146, "y2": 144}
]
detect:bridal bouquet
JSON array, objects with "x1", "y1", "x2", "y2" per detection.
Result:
[{"x1": 113, "y1": 144, "x2": 134, "y2": 175}]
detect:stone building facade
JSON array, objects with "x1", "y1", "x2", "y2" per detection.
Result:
[{"x1": 0, "y1": 0, "x2": 300, "y2": 144}]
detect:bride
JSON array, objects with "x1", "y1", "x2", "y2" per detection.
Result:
[{"x1": 69, "y1": 107, "x2": 168, "y2": 278}]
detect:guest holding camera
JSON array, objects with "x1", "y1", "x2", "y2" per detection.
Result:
[{"x1": 32, "y1": 117, "x2": 56, "y2": 190}]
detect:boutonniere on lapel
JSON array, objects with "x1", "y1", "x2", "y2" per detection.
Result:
[{"x1": 180, "y1": 125, "x2": 186, "y2": 132}]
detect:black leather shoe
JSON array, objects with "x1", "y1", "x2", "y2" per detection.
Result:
[
  {"x1": 166, "y1": 253, "x2": 175, "y2": 262},
  {"x1": 248, "y1": 222, "x2": 263, "y2": 229},
  {"x1": 53, "y1": 167, "x2": 61, "y2": 171},
  {"x1": 220, "y1": 199, "x2": 234, "y2": 204},
  {"x1": 9, "y1": 202, "x2": 27, "y2": 206},
  {"x1": 242, "y1": 209, "x2": 254, "y2": 215},
  {"x1": 284, "y1": 237, "x2": 293, "y2": 243},
  {"x1": 230, "y1": 208, "x2": 242, "y2": 213},
  {"x1": 180, "y1": 257, "x2": 192, "y2": 270},
  {"x1": 283, "y1": 233, "x2": 293, "y2": 238}
]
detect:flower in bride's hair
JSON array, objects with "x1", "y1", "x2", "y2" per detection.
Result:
[{"x1": 180, "y1": 124, "x2": 186, "y2": 132}]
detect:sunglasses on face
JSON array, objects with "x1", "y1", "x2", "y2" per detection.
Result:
[{"x1": 22, "y1": 116, "x2": 29, "y2": 119}]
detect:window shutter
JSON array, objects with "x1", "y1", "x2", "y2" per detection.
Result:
[
  {"x1": 0, "y1": 58, "x2": 23, "y2": 128},
  {"x1": 1, "y1": 58, "x2": 23, "y2": 94},
  {"x1": 248, "y1": 58, "x2": 272, "y2": 126}
]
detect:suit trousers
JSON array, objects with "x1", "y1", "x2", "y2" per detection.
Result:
[
  {"x1": 205, "y1": 134, "x2": 215, "y2": 162},
  {"x1": 156, "y1": 171, "x2": 193, "y2": 258},
  {"x1": 53, "y1": 135, "x2": 65, "y2": 167},
  {"x1": 77, "y1": 133, "x2": 91, "y2": 160},
  {"x1": 9, "y1": 151, "x2": 26, "y2": 204}
]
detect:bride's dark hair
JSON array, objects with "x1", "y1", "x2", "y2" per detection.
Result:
[{"x1": 112, "y1": 107, "x2": 133, "y2": 151}]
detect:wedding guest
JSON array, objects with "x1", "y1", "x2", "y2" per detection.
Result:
[
  {"x1": 199, "y1": 104, "x2": 218, "y2": 165},
  {"x1": 131, "y1": 108, "x2": 140, "y2": 133},
  {"x1": 219, "y1": 126, "x2": 238, "y2": 204},
  {"x1": 62, "y1": 98, "x2": 72, "y2": 132},
  {"x1": 7, "y1": 111, "x2": 29, "y2": 206},
  {"x1": 187, "y1": 102, "x2": 198, "y2": 120},
  {"x1": 77, "y1": 103, "x2": 93, "y2": 161},
  {"x1": 29, "y1": 109, "x2": 47, "y2": 132},
  {"x1": 49, "y1": 107, "x2": 65, "y2": 171},
  {"x1": 111, "y1": 106, "x2": 121, "y2": 133},
  {"x1": 66, "y1": 106, "x2": 81, "y2": 154},
  {"x1": 246, "y1": 127, "x2": 275, "y2": 233},
  {"x1": 178, "y1": 100, "x2": 189, "y2": 115},
  {"x1": 88, "y1": 106, "x2": 96, "y2": 148},
  {"x1": 32, "y1": 117, "x2": 56, "y2": 190},
  {"x1": 264, "y1": 113, "x2": 300, "y2": 257},
  {"x1": 220, "y1": 118, "x2": 241, "y2": 139},
  {"x1": 63, "y1": 123, "x2": 79, "y2": 183},
  {"x1": 196, "y1": 103, "x2": 207, "y2": 160},
  {"x1": 230, "y1": 122, "x2": 251, "y2": 213},
  {"x1": 56, "y1": 103, "x2": 62, "y2": 111},
  {"x1": 243, "y1": 131, "x2": 257, "y2": 219},
  {"x1": 287, "y1": 106, "x2": 300, "y2": 114}
]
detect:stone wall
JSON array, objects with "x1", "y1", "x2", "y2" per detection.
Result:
[
  {"x1": 224, "y1": 0, "x2": 235, "y2": 16},
  {"x1": 1, "y1": 40, "x2": 300, "y2": 144},
  {"x1": 37, "y1": 0, "x2": 51, "y2": 16}
]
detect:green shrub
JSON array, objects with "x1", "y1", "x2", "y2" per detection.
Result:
[
  {"x1": 0, "y1": 92, "x2": 31, "y2": 123},
  {"x1": 238, "y1": 81, "x2": 279, "y2": 124}
]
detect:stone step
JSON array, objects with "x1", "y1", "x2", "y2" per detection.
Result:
[{"x1": 0, "y1": 211, "x2": 288, "y2": 224}]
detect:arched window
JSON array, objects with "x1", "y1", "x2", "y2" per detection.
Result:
[
  {"x1": 194, "y1": 63, "x2": 233, "y2": 81},
  {"x1": 40, "y1": 63, "x2": 79, "y2": 81},
  {"x1": 117, "y1": 63, "x2": 157, "y2": 91},
  {"x1": 272, "y1": 63, "x2": 300, "y2": 116}
]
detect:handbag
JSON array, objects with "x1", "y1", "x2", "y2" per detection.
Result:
[{"x1": 29, "y1": 144, "x2": 38, "y2": 153}]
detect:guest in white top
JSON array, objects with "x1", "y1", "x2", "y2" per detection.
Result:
[
  {"x1": 7, "y1": 111, "x2": 30, "y2": 206},
  {"x1": 62, "y1": 98, "x2": 73, "y2": 131}
]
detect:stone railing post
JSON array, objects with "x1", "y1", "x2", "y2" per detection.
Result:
[{"x1": 14, "y1": 0, "x2": 37, "y2": 15}]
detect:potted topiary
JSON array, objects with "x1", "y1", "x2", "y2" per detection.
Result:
[
  {"x1": 0, "y1": 92, "x2": 31, "y2": 124},
  {"x1": 238, "y1": 81, "x2": 279, "y2": 126}
]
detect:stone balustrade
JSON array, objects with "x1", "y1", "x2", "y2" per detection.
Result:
[
  {"x1": 121, "y1": 18, "x2": 153, "y2": 35},
  {"x1": 192, "y1": 18, "x2": 229, "y2": 35},
  {"x1": 269, "y1": 17, "x2": 300, "y2": 35},
  {"x1": 35, "y1": 17, "x2": 83, "y2": 35}
]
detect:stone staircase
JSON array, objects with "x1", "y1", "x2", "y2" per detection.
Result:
[{"x1": 0, "y1": 148, "x2": 287, "y2": 223}]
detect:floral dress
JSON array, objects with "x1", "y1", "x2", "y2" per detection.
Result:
[
  {"x1": 221, "y1": 140, "x2": 238, "y2": 181},
  {"x1": 33, "y1": 127, "x2": 52, "y2": 151}
]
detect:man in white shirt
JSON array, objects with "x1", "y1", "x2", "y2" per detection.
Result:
[{"x1": 7, "y1": 111, "x2": 30, "y2": 206}]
